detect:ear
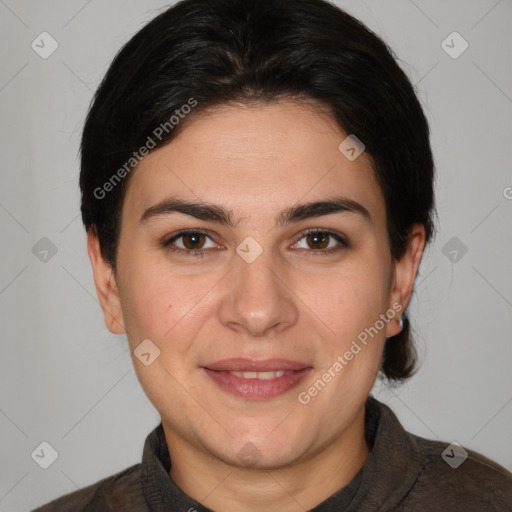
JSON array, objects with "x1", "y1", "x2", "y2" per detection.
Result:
[
  {"x1": 87, "y1": 230, "x2": 126, "y2": 335},
  {"x1": 385, "y1": 223, "x2": 426, "y2": 338}
]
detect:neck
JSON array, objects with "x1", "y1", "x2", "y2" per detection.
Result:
[{"x1": 165, "y1": 406, "x2": 369, "y2": 512}]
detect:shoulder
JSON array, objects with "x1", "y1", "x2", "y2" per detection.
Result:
[
  {"x1": 31, "y1": 463, "x2": 147, "y2": 512},
  {"x1": 405, "y1": 435, "x2": 512, "y2": 511}
]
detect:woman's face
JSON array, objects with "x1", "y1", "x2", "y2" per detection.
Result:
[{"x1": 89, "y1": 99, "x2": 423, "y2": 469}]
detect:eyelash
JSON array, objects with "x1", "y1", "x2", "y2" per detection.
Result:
[{"x1": 162, "y1": 228, "x2": 349, "y2": 258}]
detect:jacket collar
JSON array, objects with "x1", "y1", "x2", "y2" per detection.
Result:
[{"x1": 140, "y1": 396, "x2": 423, "y2": 511}]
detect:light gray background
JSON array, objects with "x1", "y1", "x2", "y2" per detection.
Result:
[{"x1": 1, "y1": 0, "x2": 511, "y2": 510}]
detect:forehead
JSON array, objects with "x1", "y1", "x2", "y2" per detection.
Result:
[{"x1": 122, "y1": 99, "x2": 385, "y2": 225}]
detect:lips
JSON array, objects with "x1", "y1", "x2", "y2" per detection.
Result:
[{"x1": 201, "y1": 358, "x2": 312, "y2": 400}]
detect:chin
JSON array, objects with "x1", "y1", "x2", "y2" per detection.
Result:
[
  {"x1": 227, "y1": 442, "x2": 303, "y2": 470},
  {"x1": 217, "y1": 425, "x2": 310, "y2": 470}
]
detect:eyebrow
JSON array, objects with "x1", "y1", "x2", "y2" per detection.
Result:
[{"x1": 139, "y1": 195, "x2": 371, "y2": 226}]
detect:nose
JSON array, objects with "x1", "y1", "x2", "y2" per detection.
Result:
[{"x1": 218, "y1": 247, "x2": 299, "y2": 337}]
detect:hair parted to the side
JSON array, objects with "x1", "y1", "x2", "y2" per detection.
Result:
[{"x1": 80, "y1": 0, "x2": 436, "y2": 382}]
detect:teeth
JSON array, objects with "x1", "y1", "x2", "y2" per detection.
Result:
[{"x1": 230, "y1": 370, "x2": 294, "y2": 379}]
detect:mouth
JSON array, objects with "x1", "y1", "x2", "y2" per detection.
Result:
[
  {"x1": 201, "y1": 358, "x2": 312, "y2": 400},
  {"x1": 228, "y1": 370, "x2": 295, "y2": 379}
]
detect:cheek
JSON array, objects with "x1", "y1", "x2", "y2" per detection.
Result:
[
  {"x1": 121, "y1": 277, "x2": 183, "y2": 346},
  {"x1": 299, "y1": 260, "x2": 392, "y2": 387},
  {"x1": 305, "y1": 263, "x2": 390, "y2": 336},
  {"x1": 116, "y1": 245, "x2": 173, "y2": 338},
  {"x1": 117, "y1": 252, "x2": 219, "y2": 349}
]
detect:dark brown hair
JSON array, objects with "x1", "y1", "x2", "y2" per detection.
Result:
[{"x1": 80, "y1": 0, "x2": 436, "y2": 381}]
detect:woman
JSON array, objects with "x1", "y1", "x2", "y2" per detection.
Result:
[{"x1": 34, "y1": 0, "x2": 512, "y2": 510}]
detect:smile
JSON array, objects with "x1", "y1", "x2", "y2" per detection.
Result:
[{"x1": 201, "y1": 359, "x2": 312, "y2": 400}]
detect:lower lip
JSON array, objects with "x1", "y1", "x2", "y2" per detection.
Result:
[{"x1": 202, "y1": 368, "x2": 312, "y2": 400}]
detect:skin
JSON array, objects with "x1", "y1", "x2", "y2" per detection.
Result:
[{"x1": 88, "y1": 99, "x2": 425, "y2": 511}]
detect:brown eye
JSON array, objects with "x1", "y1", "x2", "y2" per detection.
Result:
[
  {"x1": 306, "y1": 232, "x2": 330, "y2": 249},
  {"x1": 181, "y1": 232, "x2": 206, "y2": 249},
  {"x1": 164, "y1": 230, "x2": 217, "y2": 253},
  {"x1": 293, "y1": 230, "x2": 348, "y2": 253}
]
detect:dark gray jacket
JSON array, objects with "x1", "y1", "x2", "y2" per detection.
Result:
[{"x1": 33, "y1": 396, "x2": 512, "y2": 511}]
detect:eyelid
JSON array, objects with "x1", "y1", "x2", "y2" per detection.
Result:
[
  {"x1": 291, "y1": 228, "x2": 349, "y2": 252},
  {"x1": 162, "y1": 228, "x2": 220, "y2": 252},
  {"x1": 162, "y1": 227, "x2": 349, "y2": 256}
]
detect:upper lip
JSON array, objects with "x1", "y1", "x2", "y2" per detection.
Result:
[{"x1": 202, "y1": 358, "x2": 311, "y2": 372}]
